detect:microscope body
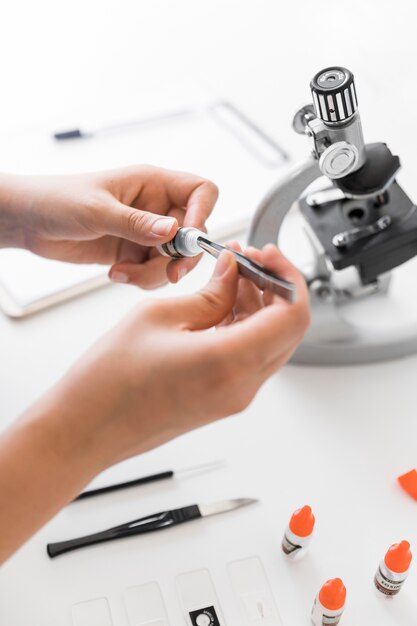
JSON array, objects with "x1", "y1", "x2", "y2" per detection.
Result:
[{"x1": 249, "y1": 67, "x2": 417, "y2": 365}]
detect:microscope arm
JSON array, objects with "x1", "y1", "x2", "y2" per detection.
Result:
[
  {"x1": 248, "y1": 155, "x2": 359, "y2": 362},
  {"x1": 248, "y1": 156, "x2": 321, "y2": 248}
]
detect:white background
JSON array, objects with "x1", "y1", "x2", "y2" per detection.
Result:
[{"x1": 1, "y1": 1, "x2": 417, "y2": 625}]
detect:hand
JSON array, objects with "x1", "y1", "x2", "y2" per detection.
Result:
[
  {"x1": 0, "y1": 166, "x2": 218, "y2": 287},
  {"x1": 49, "y1": 244, "x2": 310, "y2": 467},
  {"x1": 0, "y1": 244, "x2": 310, "y2": 561}
]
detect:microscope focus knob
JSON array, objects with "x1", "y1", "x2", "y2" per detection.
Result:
[
  {"x1": 310, "y1": 67, "x2": 357, "y2": 124},
  {"x1": 319, "y1": 141, "x2": 359, "y2": 179}
]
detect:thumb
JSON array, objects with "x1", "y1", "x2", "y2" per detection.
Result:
[
  {"x1": 169, "y1": 251, "x2": 238, "y2": 330},
  {"x1": 102, "y1": 201, "x2": 178, "y2": 246}
]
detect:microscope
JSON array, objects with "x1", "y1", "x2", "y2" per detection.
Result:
[{"x1": 249, "y1": 66, "x2": 417, "y2": 365}]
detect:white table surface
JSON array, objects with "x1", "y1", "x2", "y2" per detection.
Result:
[{"x1": 1, "y1": 1, "x2": 417, "y2": 624}]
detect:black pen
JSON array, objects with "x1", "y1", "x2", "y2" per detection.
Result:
[{"x1": 53, "y1": 109, "x2": 192, "y2": 141}]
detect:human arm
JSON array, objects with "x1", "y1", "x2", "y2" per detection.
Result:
[
  {"x1": 0, "y1": 165, "x2": 218, "y2": 286},
  {"x1": 0, "y1": 245, "x2": 310, "y2": 563}
]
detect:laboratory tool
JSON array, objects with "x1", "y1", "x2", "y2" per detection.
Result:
[
  {"x1": 228, "y1": 556, "x2": 283, "y2": 625},
  {"x1": 73, "y1": 459, "x2": 226, "y2": 501},
  {"x1": 72, "y1": 597, "x2": 113, "y2": 626},
  {"x1": 249, "y1": 66, "x2": 417, "y2": 364},
  {"x1": 124, "y1": 582, "x2": 170, "y2": 626},
  {"x1": 160, "y1": 227, "x2": 296, "y2": 302},
  {"x1": 47, "y1": 497, "x2": 258, "y2": 557},
  {"x1": 177, "y1": 569, "x2": 225, "y2": 626}
]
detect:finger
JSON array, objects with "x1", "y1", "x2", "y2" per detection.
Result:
[
  {"x1": 217, "y1": 305, "x2": 308, "y2": 375},
  {"x1": 225, "y1": 241, "x2": 263, "y2": 320},
  {"x1": 216, "y1": 310, "x2": 235, "y2": 328},
  {"x1": 161, "y1": 251, "x2": 238, "y2": 330},
  {"x1": 260, "y1": 244, "x2": 309, "y2": 306},
  {"x1": 161, "y1": 169, "x2": 218, "y2": 229},
  {"x1": 260, "y1": 343, "x2": 300, "y2": 379},
  {"x1": 182, "y1": 180, "x2": 218, "y2": 229},
  {"x1": 109, "y1": 255, "x2": 170, "y2": 289},
  {"x1": 115, "y1": 238, "x2": 147, "y2": 264},
  {"x1": 235, "y1": 343, "x2": 297, "y2": 410},
  {"x1": 245, "y1": 246, "x2": 263, "y2": 262},
  {"x1": 166, "y1": 205, "x2": 186, "y2": 225},
  {"x1": 96, "y1": 199, "x2": 179, "y2": 247},
  {"x1": 233, "y1": 277, "x2": 264, "y2": 321},
  {"x1": 245, "y1": 244, "x2": 309, "y2": 307},
  {"x1": 166, "y1": 254, "x2": 203, "y2": 283},
  {"x1": 211, "y1": 282, "x2": 310, "y2": 370},
  {"x1": 226, "y1": 240, "x2": 241, "y2": 251},
  {"x1": 214, "y1": 245, "x2": 241, "y2": 328},
  {"x1": 244, "y1": 246, "x2": 274, "y2": 306}
]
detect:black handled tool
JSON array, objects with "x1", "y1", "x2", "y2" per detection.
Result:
[
  {"x1": 74, "y1": 459, "x2": 226, "y2": 502},
  {"x1": 47, "y1": 498, "x2": 257, "y2": 558}
]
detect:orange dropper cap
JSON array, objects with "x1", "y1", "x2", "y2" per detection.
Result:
[
  {"x1": 289, "y1": 505, "x2": 315, "y2": 537},
  {"x1": 384, "y1": 541, "x2": 412, "y2": 573},
  {"x1": 319, "y1": 578, "x2": 346, "y2": 611},
  {"x1": 398, "y1": 469, "x2": 417, "y2": 501}
]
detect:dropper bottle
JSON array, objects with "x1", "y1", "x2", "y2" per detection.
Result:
[
  {"x1": 311, "y1": 578, "x2": 346, "y2": 626},
  {"x1": 281, "y1": 505, "x2": 315, "y2": 559},
  {"x1": 374, "y1": 540, "x2": 412, "y2": 596}
]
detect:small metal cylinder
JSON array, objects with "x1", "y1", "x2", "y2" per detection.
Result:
[{"x1": 159, "y1": 227, "x2": 205, "y2": 258}]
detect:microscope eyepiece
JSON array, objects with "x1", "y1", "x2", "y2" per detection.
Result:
[{"x1": 310, "y1": 66, "x2": 357, "y2": 124}]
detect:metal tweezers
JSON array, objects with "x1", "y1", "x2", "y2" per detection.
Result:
[{"x1": 198, "y1": 236, "x2": 297, "y2": 302}]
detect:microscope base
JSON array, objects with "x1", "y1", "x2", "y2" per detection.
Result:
[{"x1": 292, "y1": 287, "x2": 417, "y2": 365}]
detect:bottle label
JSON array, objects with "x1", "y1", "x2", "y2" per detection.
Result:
[
  {"x1": 322, "y1": 613, "x2": 342, "y2": 625},
  {"x1": 281, "y1": 534, "x2": 302, "y2": 555},
  {"x1": 311, "y1": 598, "x2": 343, "y2": 626},
  {"x1": 374, "y1": 567, "x2": 404, "y2": 596}
]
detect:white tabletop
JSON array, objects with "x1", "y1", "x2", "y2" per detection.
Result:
[{"x1": 1, "y1": 1, "x2": 417, "y2": 624}]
